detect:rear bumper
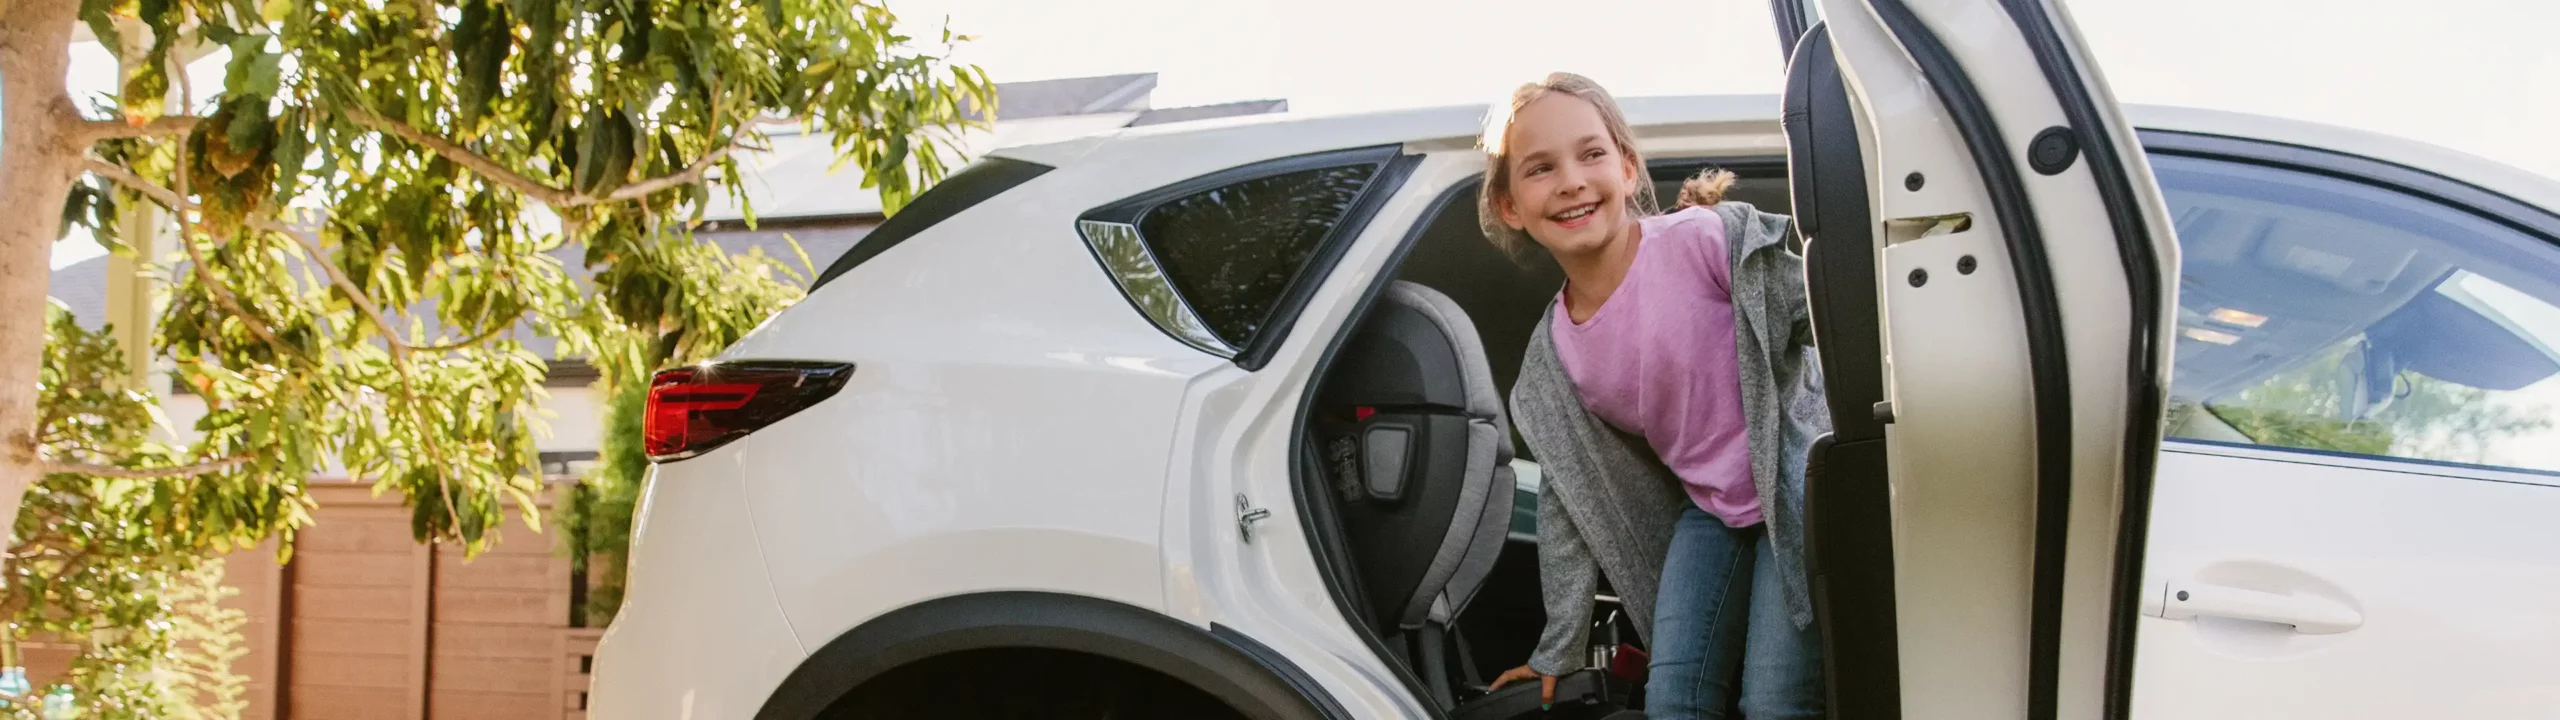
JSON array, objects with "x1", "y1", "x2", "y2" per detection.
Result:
[{"x1": 588, "y1": 461, "x2": 807, "y2": 718}]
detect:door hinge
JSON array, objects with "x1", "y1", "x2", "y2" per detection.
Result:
[{"x1": 1235, "y1": 493, "x2": 1272, "y2": 543}]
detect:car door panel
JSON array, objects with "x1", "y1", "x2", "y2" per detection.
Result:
[
  {"x1": 2131, "y1": 129, "x2": 2560, "y2": 719},
  {"x1": 1806, "y1": 0, "x2": 2179, "y2": 716},
  {"x1": 2136, "y1": 445, "x2": 2560, "y2": 718}
]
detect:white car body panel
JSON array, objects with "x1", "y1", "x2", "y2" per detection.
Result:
[
  {"x1": 586, "y1": 76, "x2": 2560, "y2": 716},
  {"x1": 2136, "y1": 444, "x2": 2560, "y2": 717},
  {"x1": 715, "y1": 162, "x2": 1223, "y2": 649},
  {"x1": 586, "y1": 463, "x2": 808, "y2": 718}
]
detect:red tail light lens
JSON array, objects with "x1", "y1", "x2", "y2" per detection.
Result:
[{"x1": 644, "y1": 361, "x2": 855, "y2": 462}]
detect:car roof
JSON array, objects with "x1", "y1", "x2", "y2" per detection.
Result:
[{"x1": 990, "y1": 94, "x2": 2560, "y2": 219}]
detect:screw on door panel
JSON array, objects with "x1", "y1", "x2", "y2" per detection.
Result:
[{"x1": 1904, "y1": 172, "x2": 1925, "y2": 191}]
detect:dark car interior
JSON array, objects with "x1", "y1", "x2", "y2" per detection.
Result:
[{"x1": 1294, "y1": 160, "x2": 1795, "y2": 719}]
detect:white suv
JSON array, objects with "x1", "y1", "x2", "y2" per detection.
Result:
[{"x1": 591, "y1": 2, "x2": 2560, "y2": 718}]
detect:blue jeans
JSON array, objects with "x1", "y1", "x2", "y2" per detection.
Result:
[{"x1": 1646, "y1": 508, "x2": 1824, "y2": 719}]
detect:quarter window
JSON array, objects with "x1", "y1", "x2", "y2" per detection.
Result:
[
  {"x1": 1136, "y1": 164, "x2": 1379, "y2": 347},
  {"x1": 2158, "y1": 154, "x2": 2560, "y2": 474}
]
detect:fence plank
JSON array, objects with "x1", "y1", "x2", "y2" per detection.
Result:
[{"x1": 431, "y1": 657, "x2": 554, "y2": 693}]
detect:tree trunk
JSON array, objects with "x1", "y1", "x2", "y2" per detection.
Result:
[{"x1": 0, "y1": 0, "x2": 86, "y2": 557}]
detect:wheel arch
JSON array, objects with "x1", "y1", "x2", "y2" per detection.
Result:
[{"x1": 754, "y1": 591, "x2": 1349, "y2": 720}]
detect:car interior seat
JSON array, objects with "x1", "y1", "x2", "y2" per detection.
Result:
[
  {"x1": 1314, "y1": 281, "x2": 1635, "y2": 718},
  {"x1": 1314, "y1": 280, "x2": 1516, "y2": 636},
  {"x1": 1784, "y1": 22, "x2": 1905, "y2": 720}
]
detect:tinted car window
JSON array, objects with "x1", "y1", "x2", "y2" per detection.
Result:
[
  {"x1": 1138, "y1": 164, "x2": 1378, "y2": 346},
  {"x1": 2157, "y1": 154, "x2": 2560, "y2": 474}
]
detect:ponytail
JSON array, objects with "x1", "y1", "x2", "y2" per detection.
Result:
[{"x1": 1676, "y1": 168, "x2": 1736, "y2": 209}]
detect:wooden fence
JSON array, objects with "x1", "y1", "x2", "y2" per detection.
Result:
[{"x1": 20, "y1": 480, "x2": 603, "y2": 720}]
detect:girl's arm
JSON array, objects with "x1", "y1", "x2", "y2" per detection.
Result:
[{"x1": 1527, "y1": 479, "x2": 1600, "y2": 677}]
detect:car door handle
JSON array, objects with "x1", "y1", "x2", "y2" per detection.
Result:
[{"x1": 2153, "y1": 579, "x2": 2362, "y2": 635}]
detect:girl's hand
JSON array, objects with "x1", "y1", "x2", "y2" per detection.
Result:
[{"x1": 1487, "y1": 665, "x2": 1557, "y2": 708}]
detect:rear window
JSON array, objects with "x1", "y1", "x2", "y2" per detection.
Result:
[
  {"x1": 808, "y1": 157, "x2": 1053, "y2": 290},
  {"x1": 1135, "y1": 164, "x2": 1379, "y2": 346}
]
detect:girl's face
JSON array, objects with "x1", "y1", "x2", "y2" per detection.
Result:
[{"x1": 1496, "y1": 93, "x2": 1644, "y2": 258}]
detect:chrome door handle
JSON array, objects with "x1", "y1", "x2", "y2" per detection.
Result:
[{"x1": 2151, "y1": 579, "x2": 2362, "y2": 635}]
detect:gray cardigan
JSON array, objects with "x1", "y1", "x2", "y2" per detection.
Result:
[{"x1": 1513, "y1": 201, "x2": 1833, "y2": 676}]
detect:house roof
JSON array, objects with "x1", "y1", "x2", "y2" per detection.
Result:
[
  {"x1": 973, "y1": 73, "x2": 1159, "y2": 121},
  {"x1": 702, "y1": 77, "x2": 1288, "y2": 223}
]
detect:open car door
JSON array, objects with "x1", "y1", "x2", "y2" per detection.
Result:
[{"x1": 1777, "y1": 1, "x2": 2181, "y2": 718}]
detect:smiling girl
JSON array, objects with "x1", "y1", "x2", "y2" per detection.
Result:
[{"x1": 1479, "y1": 73, "x2": 1830, "y2": 719}]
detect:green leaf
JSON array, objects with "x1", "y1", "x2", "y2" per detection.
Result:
[
  {"x1": 271, "y1": 110, "x2": 312, "y2": 197},
  {"x1": 246, "y1": 45, "x2": 287, "y2": 99},
  {"x1": 456, "y1": 0, "x2": 514, "y2": 127},
  {"x1": 79, "y1": 0, "x2": 124, "y2": 58},
  {"x1": 225, "y1": 99, "x2": 275, "y2": 156}
]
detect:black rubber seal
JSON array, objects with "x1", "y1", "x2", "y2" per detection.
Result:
[
  {"x1": 756, "y1": 592, "x2": 1344, "y2": 720},
  {"x1": 1865, "y1": 3, "x2": 2078, "y2": 718},
  {"x1": 2139, "y1": 129, "x2": 2560, "y2": 247},
  {"x1": 809, "y1": 157, "x2": 1053, "y2": 291},
  {"x1": 1993, "y1": 3, "x2": 2173, "y2": 718},
  {"x1": 1213, "y1": 625, "x2": 1357, "y2": 720}
]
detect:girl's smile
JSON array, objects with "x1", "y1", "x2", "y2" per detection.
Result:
[{"x1": 1496, "y1": 92, "x2": 1646, "y2": 260}]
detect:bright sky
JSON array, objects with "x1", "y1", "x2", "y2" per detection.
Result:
[
  {"x1": 883, "y1": 0, "x2": 2560, "y2": 179},
  {"x1": 50, "y1": 0, "x2": 2560, "y2": 271}
]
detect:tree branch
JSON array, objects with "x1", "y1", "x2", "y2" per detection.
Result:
[
  {"x1": 341, "y1": 105, "x2": 575, "y2": 206},
  {"x1": 601, "y1": 124, "x2": 757, "y2": 203},
  {"x1": 82, "y1": 158, "x2": 186, "y2": 216},
  {"x1": 79, "y1": 161, "x2": 296, "y2": 354},
  {"x1": 342, "y1": 104, "x2": 763, "y2": 207},
  {"x1": 272, "y1": 220, "x2": 434, "y2": 352},
  {"x1": 89, "y1": 159, "x2": 534, "y2": 358},
  {"x1": 39, "y1": 456, "x2": 251, "y2": 479},
  {"x1": 77, "y1": 115, "x2": 203, "y2": 142},
  {"x1": 407, "y1": 322, "x2": 515, "y2": 353}
]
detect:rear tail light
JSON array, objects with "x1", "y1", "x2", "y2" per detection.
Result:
[{"x1": 644, "y1": 361, "x2": 855, "y2": 462}]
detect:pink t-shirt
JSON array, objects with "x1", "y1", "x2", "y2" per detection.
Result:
[{"x1": 1551, "y1": 207, "x2": 1760, "y2": 527}]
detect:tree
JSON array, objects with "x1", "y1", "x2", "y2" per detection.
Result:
[
  {"x1": 0, "y1": 0, "x2": 991, "y2": 556},
  {"x1": 2186, "y1": 340, "x2": 2556, "y2": 468},
  {"x1": 3, "y1": 302, "x2": 263, "y2": 717},
  {"x1": 0, "y1": 0, "x2": 987, "y2": 710}
]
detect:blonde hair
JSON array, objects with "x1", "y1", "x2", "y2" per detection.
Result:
[
  {"x1": 1477, "y1": 73, "x2": 1653, "y2": 259},
  {"x1": 1676, "y1": 168, "x2": 1736, "y2": 210}
]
